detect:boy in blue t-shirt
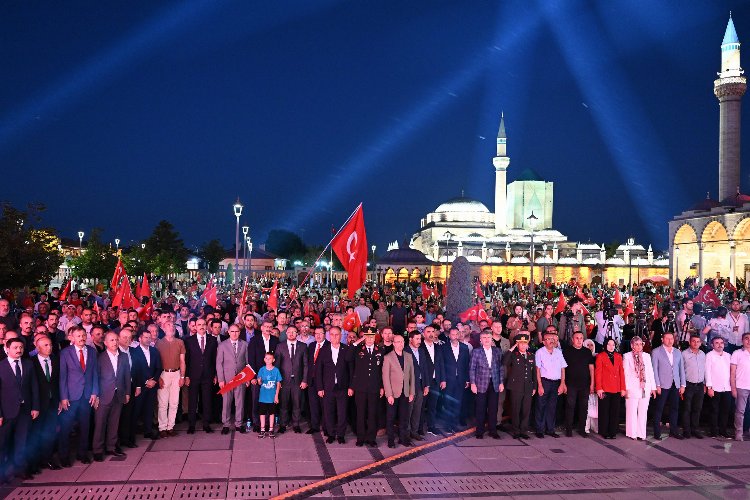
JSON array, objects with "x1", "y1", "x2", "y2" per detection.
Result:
[{"x1": 257, "y1": 352, "x2": 282, "y2": 438}]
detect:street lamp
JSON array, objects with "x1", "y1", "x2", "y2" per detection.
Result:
[
  {"x1": 115, "y1": 238, "x2": 120, "y2": 252},
  {"x1": 247, "y1": 237, "x2": 252, "y2": 281},
  {"x1": 242, "y1": 226, "x2": 249, "y2": 279},
  {"x1": 627, "y1": 237, "x2": 634, "y2": 289},
  {"x1": 542, "y1": 243, "x2": 548, "y2": 283},
  {"x1": 674, "y1": 246, "x2": 680, "y2": 285},
  {"x1": 371, "y1": 245, "x2": 377, "y2": 284},
  {"x1": 443, "y1": 231, "x2": 454, "y2": 283},
  {"x1": 233, "y1": 198, "x2": 244, "y2": 285},
  {"x1": 141, "y1": 243, "x2": 145, "y2": 250},
  {"x1": 527, "y1": 212, "x2": 538, "y2": 296},
  {"x1": 77, "y1": 231, "x2": 84, "y2": 252}
]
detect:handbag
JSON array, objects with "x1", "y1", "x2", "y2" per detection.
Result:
[{"x1": 587, "y1": 393, "x2": 598, "y2": 418}]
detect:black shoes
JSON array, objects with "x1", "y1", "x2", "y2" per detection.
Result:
[
  {"x1": 337, "y1": 436, "x2": 346, "y2": 444},
  {"x1": 93, "y1": 453, "x2": 104, "y2": 462},
  {"x1": 187, "y1": 427, "x2": 196, "y2": 435},
  {"x1": 278, "y1": 426, "x2": 287, "y2": 434},
  {"x1": 411, "y1": 433, "x2": 424, "y2": 441},
  {"x1": 78, "y1": 454, "x2": 92, "y2": 464},
  {"x1": 489, "y1": 433, "x2": 501, "y2": 440},
  {"x1": 236, "y1": 426, "x2": 247, "y2": 434},
  {"x1": 356, "y1": 441, "x2": 364, "y2": 447},
  {"x1": 221, "y1": 427, "x2": 230, "y2": 435},
  {"x1": 293, "y1": 426, "x2": 302, "y2": 433},
  {"x1": 535, "y1": 432, "x2": 545, "y2": 439},
  {"x1": 367, "y1": 441, "x2": 377, "y2": 447},
  {"x1": 203, "y1": 426, "x2": 214, "y2": 433},
  {"x1": 546, "y1": 432, "x2": 560, "y2": 438},
  {"x1": 306, "y1": 428, "x2": 319, "y2": 434},
  {"x1": 519, "y1": 433, "x2": 531, "y2": 440},
  {"x1": 326, "y1": 436, "x2": 336, "y2": 444},
  {"x1": 388, "y1": 441, "x2": 396, "y2": 448},
  {"x1": 669, "y1": 433, "x2": 684, "y2": 440},
  {"x1": 565, "y1": 429, "x2": 573, "y2": 437}
]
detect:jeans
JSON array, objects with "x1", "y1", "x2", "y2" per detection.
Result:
[{"x1": 535, "y1": 378, "x2": 560, "y2": 433}]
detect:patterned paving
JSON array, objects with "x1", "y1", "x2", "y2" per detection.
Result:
[{"x1": 1, "y1": 423, "x2": 749, "y2": 499}]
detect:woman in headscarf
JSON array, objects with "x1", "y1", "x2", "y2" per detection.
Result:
[
  {"x1": 594, "y1": 337, "x2": 626, "y2": 439},
  {"x1": 622, "y1": 336, "x2": 656, "y2": 440}
]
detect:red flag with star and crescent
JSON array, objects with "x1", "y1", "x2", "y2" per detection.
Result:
[
  {"x1": 695, "y1": 284, "x2": 721, "y2": 308},
  {"x1": 267, "y1": 280, "x2": 279, "y2": 312},
  {"x1": 553, "y1": 292, "x2": 566, "y2": 315},
  {"x1": 218, "y1": 365, "x2": 257, "y2": 395},
  {"x1": 111, "y1": 259, "x2": 125, "y2": 291},
  {"x1": 331, "y1": 204, "x2": 368, "y2": 294}
]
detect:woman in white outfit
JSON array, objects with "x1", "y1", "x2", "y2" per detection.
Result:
[{"x1": 623, "y1": 336, "x2": 657, "y2": 440}]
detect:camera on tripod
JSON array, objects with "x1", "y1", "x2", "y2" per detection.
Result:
[{"x1": 602, "y1": 297, "x2": 616, "y2": 321}]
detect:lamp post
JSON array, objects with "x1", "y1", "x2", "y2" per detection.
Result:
[
  {"x1": 627, "y1": 237, "x2": 634, "y2": 290},
  {"x1": 674, "y1": 246, "x2": 680, "y2": 285},
  {"x1": 443, "y1": 231, "x2": 453, "y2": 283},
  {"x1": 242, "y1": 226, "x2": 249, "y2": 279},
  {"x1": 542, "y1": 243, "x2": 548, "y2": 284},
  {"x1": 233, "y1": 198, "x2": 244, "y2": 285},
  {"x1": 371, "y1": 245, "x2": 377, "y2": 284},
  {"x1": 527, "y1": 212, "x2": 538, "y2": 296},
  {"x1": 247, "y1": 237, "x2": 252, "y2": 281},
  {"x1": 115, "y1": 238, "x2": 120, "y2": 252},
  {"x1": 78, "y1": 231, "x2": 84, "y2": 252}
]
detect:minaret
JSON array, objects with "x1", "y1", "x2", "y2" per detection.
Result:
[
  {"x1": 493, "y1": 112, "x2": 509, "y2": 233},
  {"x1": 715, "y1": 14, "x2": 746, "y2": 202}
]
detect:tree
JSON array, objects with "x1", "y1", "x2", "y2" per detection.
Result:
[
  {"x1": 266, "y1": 229, "x2": 307, "y2": 260},
  {"x1": 143, "y1": 220, "x2": 188, "y2": 276},
  {"x1": 69, "y1": 228, "x2": 117, "y2": 282},
  {"x1": 226, "y1": 263, "x2": 234, "y2": 284},
  {"x1": 122, "y1": 245, "x2": 149, "y2": 278},
  {"x1": 200, "y1": 239, "x2": 226, "y2": 273},
  {"x1": 0, "y1": 202, "x2": 64, "y2": 289},
  {"x1": 445, "y1": 256, "x2": 473, "y2": 323}
]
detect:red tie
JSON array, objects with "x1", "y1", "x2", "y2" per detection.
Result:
[
  {"x1": 314, "y1": 344, "x2": 320, "y2": 363},
  {"x1": 79, "y1": 348, "x2": 86, "y2": 372}
]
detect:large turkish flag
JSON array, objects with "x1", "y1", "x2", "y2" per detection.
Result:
[{"x1": 331, "y1": 204, "x2": 368, "y2": 294}]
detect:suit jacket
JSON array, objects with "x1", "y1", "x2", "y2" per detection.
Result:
[
  {"x1": 216, "y1": 338, "x2": 249, "y2": 383},
  {"x1": 59, "y1": 345, "x2": 99, "y2": 402},
  {"x1": 382, "y1": 351, "x2": 415, "y2": 399},
  {"x1": 594, "y1": 352, "x2": 626, "y2": 393},
  {"x1": 130, "y1": 345, "x2": 163, "y2": 389},
  {"x1": 623, "y1": 351, "x2": 657, "y2": 398},
  {"x1": 31, "y1": 354, "x2": 60, "y2": 411},
  {"x1": 404, "y1": 345, "x2": 430, "y2": 391},
  {"x1": 651, "y1": 345, "x2": 686, "y2": 389},
  {"x1": 469, "y1": 346, "x2": 505, "y2": 393},
  {"x1": 184, "y1": 334, "x2": 218, "y2": 382},
  {"x1": 275, "y1": 340, "x2": 308, "y2": 388},
  {"x1": 350, "y1": 343, "x2": 384, "y2": 393},
  {"x1": 419, "y1": 342, "x2": 446, "y2": 386},
  {"x1": 314, "y1": 343, "x2": 352, "y2": 393},
  {"x1": 305, "y1": 340, "x2": 328, "y2": 386},
  {"x1": 247, "y1": 335, "x2": 279, "y2": 373},
  {"x1": 98, "y1": 351, "x2": 131, "y2": 406},
  {"x1": 441, "y1": 342, "x2": 471, "y2": 387},
  {"x1": 0, "y1": 357, "x2": 39, "y2": 419}
]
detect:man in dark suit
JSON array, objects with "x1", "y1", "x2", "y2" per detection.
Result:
[
  {"x1": 117, "y1": 328, "x2": 137, "y2": 448},
  {"x1": 275, "y1": 325, "x2": 308, "y2": 433},
  {"x1": 503, "y1": 333, "x2": 536, "y2": 439},
  {"x1": 59, "y1": 325, "x2": 99, "y2": 466},
  {"x1": 130, "y1": 329, "x2": 162, "y2": 440},
  {"x1": 93, "y1": 332, "x2": 131, "y2": 461},
  {"x1": 305, "y1": 327, "x2": 327, "y2": 434},
  {"x1": 0, "y1": 338, "x2": 39, "y2": 482},
  {"x1": 419, "y1": 326, "x2": 445, "y2": 435},
  {"x1": 314, "y1": 326, "x2": 352, "y2": 444},
  {"x1": 184, "y1": 318, "x2": 218, "y2": 433},
  {"x1": 29, "y1": 334, "x2": 62, "y2": 471},
  {"x1": 441, "y1": 327, "x2": 471, "y2": 434},
  {"x1": 405, "y1": 331, "x2": 429, "y2": 441},
  {"x1": 247, "y1": 321, "x2": 279, "y2": 432},
  {"x1": 350, "y1": 327, "x2": 384, "y2": 447}
]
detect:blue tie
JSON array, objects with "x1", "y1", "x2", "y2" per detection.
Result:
[{"x1": 14, "y1": 360, "x2": 22, "y2": 387}]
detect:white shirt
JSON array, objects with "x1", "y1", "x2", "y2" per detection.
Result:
[
  {"x1": 483, "y1": 347, "x2": 493, "y2": 367},
  {"x1": 76, "y1": 346, "x2": 88, "y2": 365},
  {"x1": 705, "y1": 350, "x2": 731, "y2": 392},
  {"x1": 262, "y1": 336, "x2": 271, "y2": 353},
  {"x1": 196, "y1": 334, "x2": 207, "y2": 350},
  {"x1": 287, "y1": 341, "x2": 297, "y2": 355},
  {"x1": 140, "y1": 344, "x2": 151, "y2": 367},
  {"x1": 731, "y1": 348, "x2": 750, "y2": 390},
  {"x1": 451, "y1": 343, "x2": 460, "y2": 362},
  {"x1": 411, "y1": 347, "x2": 420, "y2": 365},
  {"x1": 119, "y1": 346, "x2": 132, "y2": 368},
  {"x1": 37, "y1": 354, "x2": 51, "y2": 374},
  {"x1": 331, "y1": 345, "x2": 340, "y2": 384},
  {"x1": 424, "y1": 342, "x2": 436, "y2": 378},
  {"x1": 727, "y1": 312, "x2": 749, "y2": 345},
  {"x1": 7, "y1": 357, "x2": 22, "y2": 376},
  {"x1": 107, "y1": 350, "x2": 119, "y2": 377},
  {"x1": 665, "y1": 347, "x2": 674, "y2": 366}
]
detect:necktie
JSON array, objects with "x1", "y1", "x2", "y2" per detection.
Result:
[
  {"x1": 368, "y1": 347, "x2": 372, "y2": 355},
  {"x1": 233, "y1": 342, "x2": 237, "y2": 354},
  {"x1": 14, "y1": 360, "x2": 22, "y2": 387},
  {"x1": 290, "y1": 342, "x2": 295, "y2": 359},
  {"x1": 314, "y1": 344, "x2": 320, "y2": 363},
  {"x1": 44, "y1": 358, "x2": 50, "y2": 381},
  {"x1": 200, "y1": 336, "x2": 205, "y2": 352},
  {"x1": 79, "y1": 348, "x2": 86, "y2": 371}
]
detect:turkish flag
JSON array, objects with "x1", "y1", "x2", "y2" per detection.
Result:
[
  {"x1": 289, "y1": 286, "x2": 298, "y2": 301},
  {"x1": 218, "y1": 365, "x2": 257, "y2": 395},
  {"x1": 422, "y1": 283, "x2": 432, "y2": 299},
  {"x1": 475, "y1": 281, "x2": 485, "y2": 300},
  {"x1": 459, "y1": 304, "x2": 489, "y2": 323},
  {"x1": 59, "y1": 279, "x2": 72, "y2": 302},
  {"x1": 139, "y1": 299, "x2": 154, "y2": 321},
  {"x1": 576, "y1": 287, "x2": 587, "y2": 302},
  {"x1": 613, "y1": 289, "x2": 622, "y2": 305},
  {"x1": 111, "y1": 259, "x2": 125, "y2": 290},
  {"x1": 624, "y1": 295, "x2": 634, "y2": 317},
  {"x1": 442, "y1": 281, "x2": 448, "y2": 298},
  {"x1": 268, "y1": 280, "x2": 279, "y2": 312},
  {"x1": 113, "y1": 277, "x2": 134, "y2": 309},
  {"x1": 695, "y1": 284, "x2": 721, "y2": 307},
  {"x1": 725, "y1": 279, "x2": 737, "y2": 292},
  {"x1": 553, "y1": 292, "x2": 566, "y2": 315},
  {"x1": 138, "y1": 273, "x2": 151, "y2": 299},
  {"x1": 342, "y1": 310, "x2": 361, "y2": 332},
  {"x1": 331, "y1": 204, "x2": 368, "y2": 294},
  {"x1": 240, "y1": 278, "x2": 248, "y2": 306},
  {"x1": 205, "y1": 287, "x2": 218, "y2": 308},
  {"x1": 652, "y1": 302, "x2": 661, "y2": 320}
]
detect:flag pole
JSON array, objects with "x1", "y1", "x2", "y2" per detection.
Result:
[{"x1": 299, "y1": 203, "x2": 362, "y2": 289}]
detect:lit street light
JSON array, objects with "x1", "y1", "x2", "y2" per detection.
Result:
[
  {"x1": 527, "y1": 212, "x2": 538, "y2": 296},
  {"x1": 115, "y1": 238, "x2": 120, "y2": 252},
  {"x1": 78, "y1": 231, "x2": 84, "y2": 252},
  {"x1": 233, "y1": 198, "x2": 244, "y2": 285},
  {"x1": 247, "y1": 237, "x2": 253, "y2": 281},
  {"x1": 242, "y1": 226, "x2": 249, "y2": 280},
  {"x1": 371, "y1": 245, "x2": 377, "y2": 284}
]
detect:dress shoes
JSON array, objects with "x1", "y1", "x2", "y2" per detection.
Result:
[
  {"x1": 535, "y1": 432, "x2": 545, "y2": 439},
  {"x1": 60, "y1": 458, "x2": 72, "y2": 468},
  {"x1": 669, "y1": 433, "x2": 684, "y2": 440},
  {"x1": 167, "y1": 429, "x2": 177, "y2": 437},
  {"x1": 16, "y1": 471, "x2": 34, "y2": 481},
  {"x1": 519, "y1": 433, "x2": 531, "y2": 440},
  {"x1": 367, "y1": 441, "x2": 377, "y2": 447},
  {"x1": 400, "y1": 439, "x2": 414, "y2": 446},
  {"x1": 546, "y1": 432, "x2": 560, "y2": 438},
  {"x1": 337, "y1": 436, "x2": 346, "y2": 444},
  {"x1": 203, "y1": 426, "x2": 214, "y2": 433},
  {"x1": 93, "y1": 454, "x2": 105, "y2": 462},
  {"x1": 221, "y1": 427, "x2": 230, "y2": 435},
  {"x1": 124, "y1": 442, "x2": 138, "y2": 448},
  {"x1": 78, "y1": 454, "x2": 92, "y2": 464},
  {"x1": 387, "y1": 441, "x2": 396, "y2": 448},
  {"x1": 489, "y1": 433, "x2": 501, "y2": 440},
  {"x1": 475, "y1": 433, "x2": 484, "y2": 439},
  {"x1": 356, "y1": 441, "x2": 365, "y2": 447},
  {"x1": 187, "y1": 427, "x2": 196, "y2": 435},
  {"x1": 46, "y1": 460, "x2": 62, "y2": 471},
  {"x1": 692, "y1": 431, "x2": 704, "y2": 439},
  {"x1": 293, "y1": 426, "x2": 302, "y2": 434},
  {"x1": 236, "y1": 426, "x2": 247, "y2": 434},
  {"x1": 411, "y1": 433, "x2": 424, "y2": 441},
  {"x1": 278, "y1": 426, "x2": 286, "y2": 434},
  {"x1": 565, "y1": 429, "x2": 573, "y2": 437},
  {"x1": 326, "y1": 436, "x2": 336, "y2": 444},
  {"x1": 306, "y1": 428, "x2": 319, "y2": 434},
  {"x1": 159, "y1": 430, "x2": 168, "y2": 438}
]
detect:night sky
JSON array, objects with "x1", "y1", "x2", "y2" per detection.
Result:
[{"x1": 2, "y1": 1, "x2": 750, "y2": 254}]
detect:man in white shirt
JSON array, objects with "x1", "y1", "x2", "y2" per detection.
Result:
[
  {"x1": 354, "y1": 298, "x2": 371, "y2": 325},
  {"x1": 730, "y1": 332, "x2": 750, "y2": 441},
  {"x1": 706, "y1": 337, "x2": 732, "y2": 438}
]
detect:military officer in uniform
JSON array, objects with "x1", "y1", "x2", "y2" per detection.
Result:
[
  {"x1": 504, "y1": 332, "x2": 536, "y2": 439},
  {"x1": 350, "y1": 327, "x2": 384, "y2": 446}
]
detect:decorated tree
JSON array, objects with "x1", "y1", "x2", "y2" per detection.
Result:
[{"x1": 445, "y1": 256, "x2": 473, "y2": 323}]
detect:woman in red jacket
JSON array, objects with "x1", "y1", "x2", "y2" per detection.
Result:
[{"x1": 595, "y1": 337, "x2": 626, "y2": 439}]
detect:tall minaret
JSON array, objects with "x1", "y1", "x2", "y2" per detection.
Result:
[
  {"x1": 493, "y1": 113, "x2": 509, "y2": 233},
  {"x1": 715, "y1": 14, "x2": 746, "y2": 202}
]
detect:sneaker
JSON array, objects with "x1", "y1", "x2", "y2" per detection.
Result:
[
  {"x1": 268, "y1": 431, "x2": 277, "y2": 439},
  {"x1": 258, "y1": 431, "x2": 266, "y2": 439}
]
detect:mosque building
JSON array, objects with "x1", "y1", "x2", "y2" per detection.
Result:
[{"x1": 669, "y1": 15, "x2": 750, "y2": 286}]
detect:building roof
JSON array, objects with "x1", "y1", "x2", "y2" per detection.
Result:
[
  {"x1": 720, "y1": 191, "x2": 750, "y2": 207},
  {"x1": 434, "y1": 197, "x2": 490, "y2": 214},
  {"x1": 379, "y1": 247, "x2": 432, "y2": 265},
  {"x1": 692, "y1": 195, "x2": 721, "y2": 211},
  {"x1": 724, "y1": 15, "x2": 740, "y2": 45},
  {"x1": 513, "y1": 168, "x2": 544, "y2": 182}
]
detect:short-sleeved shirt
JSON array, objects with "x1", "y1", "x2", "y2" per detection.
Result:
[
  {"x1": 258, "y1": 366, "x2": 282, "y2": 403},
  {"x1": 730, "y1": 348, "x2": 750, "y2": 390},
  {"x1": 156, "y1": 337, "x2": 186, "y2": 370},
  {"x1": 535, "y1": 347, "x2": 568, "y2": 381},
  {"x1": 562, "y1": 346, "x2": 594, "y2": 388}
]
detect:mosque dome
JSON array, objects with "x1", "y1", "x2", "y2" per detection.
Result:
[{"x1": 435, "y1": 197, "x2": 490, "y2": 214}]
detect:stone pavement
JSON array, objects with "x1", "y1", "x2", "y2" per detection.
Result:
[{"x1": 2, "y1": 422, "x2": 749, "y2": 499}]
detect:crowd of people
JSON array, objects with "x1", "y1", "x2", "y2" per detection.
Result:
[{"x1": 0, "y1": 276, "x2": 748, "y2": 484}]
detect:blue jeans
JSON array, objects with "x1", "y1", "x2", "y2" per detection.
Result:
[{"x1": 535, "y1": 378, "x2": 560, "y2": 433}]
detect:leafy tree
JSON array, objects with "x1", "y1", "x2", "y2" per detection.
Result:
[
  {"x1": 200, "y1": 239, "x2": 226, "y2": 273},
  {"x1": 266, "y1": 229, "x2": 307, "y2": 260},
  {"x1": 604, "y1": 240, "x2": 620, "y2": 259},
  {"x1": 122, "y1": 245, "x2": 149, "y2": 278},
  {"x1": 445, "y1": 256, "x2": 473, "y2": 323},
  {"x1": 69, "y1": 228, "x2": 117, "y2": 282},
  {"x1": 226, "y1": 263, "x2": 234, "y2": 284},
  {"x1": 143, "y1": 220, "x2": 188, "y2": 275},
  {"x1": 0, "y1": 202, "x2": 64, "y2": 289}
]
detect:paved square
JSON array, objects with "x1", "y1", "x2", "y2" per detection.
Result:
[{"x1": 2, "y1": 422, "x2": 749, "y2": 499}]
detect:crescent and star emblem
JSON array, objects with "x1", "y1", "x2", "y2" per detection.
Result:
[{"x1": 346, "y1": 231, "x2": 358, "y2": 262}]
